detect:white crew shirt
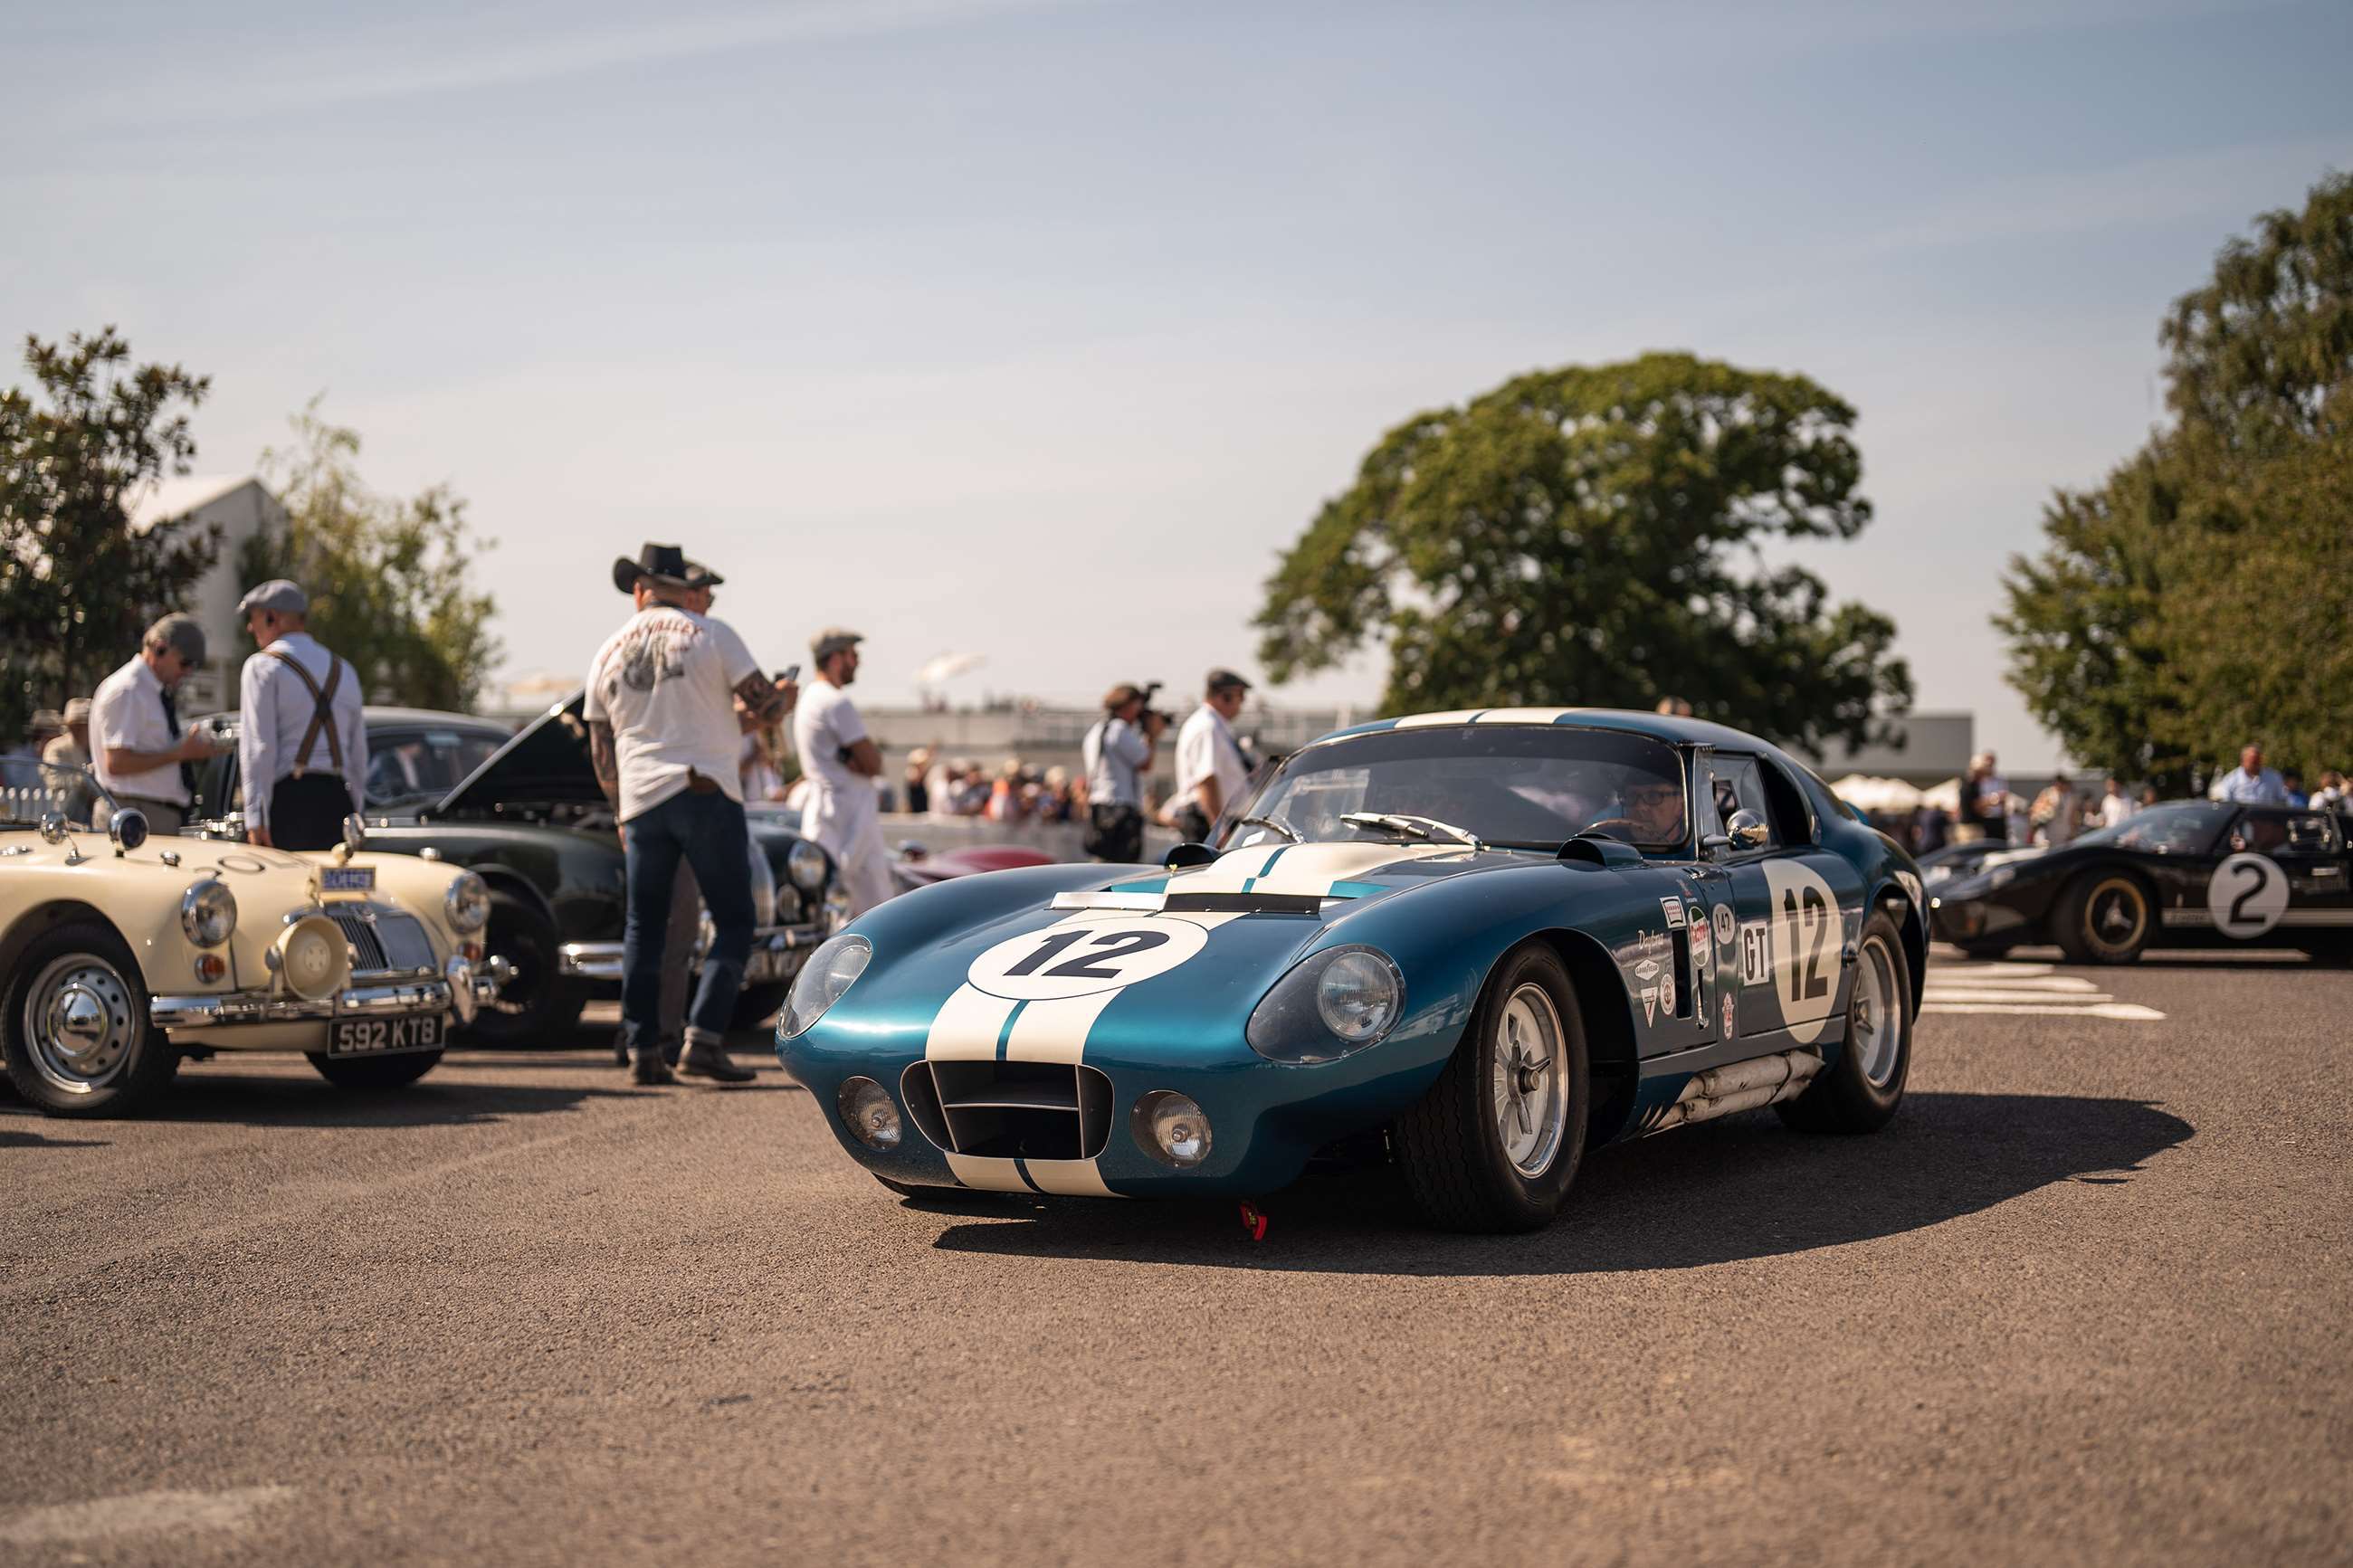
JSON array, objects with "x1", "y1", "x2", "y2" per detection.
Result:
[
  {"x1": 1175, "y1": 704, "x2": 1248, "y2": 814},
  {"x1": 90, "y1": 655, "x2": 191, "y2": 806},
  {"x1": 584, "y1": 605, "x2": 760, "y2": 822},
  {"x1": 793, "y1": 679, "x2": 892, "y2": 915},
  {"x1": 239, "y1": 632, "x2": 367, "y2": 831},
  {"x1": 1083, "y1": 716, "x2": 1149, "y2": 807},
  {"x1": 2097, "y1": 792, "x2": 2136, "y2": 829}
]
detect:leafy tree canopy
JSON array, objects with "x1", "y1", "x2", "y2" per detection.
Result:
[
  {"x1": 240, "y1": 400, "x2": 501, "y2": 712},
  {"x1": 2001, "y1": 171, "x2": 2353, "y2": 789},
  {"x1": 1253, "y1": 351, "x2": 1912, "y2": 755},
  {"x1": 0, "y1": 328, "x2": 214, "y2": 737}
]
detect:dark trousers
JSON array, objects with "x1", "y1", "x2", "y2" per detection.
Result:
[
  {"x1": 623, "y1": 789, "x2": 752, "y2": 1059},
  {"x1": 1089, "y1": 803, "x2": 1144, "y2": 863},
  {"x1": 267, "y1": 774, "x2": 352, "y2": 851}
]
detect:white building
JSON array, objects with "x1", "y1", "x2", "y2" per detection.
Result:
[{"x1": 123, "y1": 474, "x2": 289, "y2": 716}]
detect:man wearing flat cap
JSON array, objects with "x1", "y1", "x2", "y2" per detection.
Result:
[
  {"x1": 238, "y1": 578, "x2": 367, "y2": 851},
  {"x1": 587, "y1": 543, "x2": 791, "y2": 1086},
  {"x1": 793, "y1": 627, "x2": 893, "y2": 918},
  {"x1": 90, "y1": 613, "x2": 219, "y2": 835},
  {"x1": 1169, "y1": 668, "x2": 1254, "y2": 844}
]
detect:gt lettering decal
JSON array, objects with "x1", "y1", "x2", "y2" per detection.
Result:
[
  {"x1": 1739, "y1": 921, "x2": 1770, "y2": 987},
  {"x1": 2206, "y1": 853, "x2": 2288, "y2": 938},
  {"x1": 968, "y1": 914, "x2": 1209, "y2": 1001}
]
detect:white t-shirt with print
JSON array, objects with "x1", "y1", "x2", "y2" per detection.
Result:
[{"x1": 583, "y1": 605, "x2": 759, "y2": 822}]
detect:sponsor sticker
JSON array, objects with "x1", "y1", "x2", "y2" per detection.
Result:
[
  {"x1": 1689, "y1": 924, "x2": 1709, "y2": 975},
  {"x1": 1712, "y1": 904, "x2": 1735, "y2": 948},
  {"x1": 1659, "y1": 972, "x2": 1674, "y2": 1016},
  {"x1": 1634, "y1": 957, "x2": 1662, "y2": 983},
  {"x1": 1641, "y1": 986, "x2": 1658, "y2": 1025},
  {"x1": 1721, "y1": 993, "x2": 1735, "y2": 1040},
  {"x1": 1661, "y1": 898, "x2": 1685, "y2": 928}
]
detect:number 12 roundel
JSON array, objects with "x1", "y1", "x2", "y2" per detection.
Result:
[
  {"x1": 967, "y1": 915, "x2": 1211, "y2": 1002},
  {"x1": 1760, "y1": 860, "x2": 1843, "y2": 1044}
]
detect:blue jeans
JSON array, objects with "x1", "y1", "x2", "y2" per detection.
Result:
[{"x1": 622, "y1": 788, "x2": 753, "y2": 1059}]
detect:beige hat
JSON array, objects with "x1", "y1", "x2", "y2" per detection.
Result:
[{"x1": 62, "y1": 698, "x2": 92, "y2": 725}]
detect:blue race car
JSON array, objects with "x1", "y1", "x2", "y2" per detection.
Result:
[{"x1": 776, "y1": 709, "x2": 1928, "y2": 1231}]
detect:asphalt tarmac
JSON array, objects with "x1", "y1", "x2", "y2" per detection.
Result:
[{"x1": 4, "y1": 946, "x2": 2348, "y2": 1566}]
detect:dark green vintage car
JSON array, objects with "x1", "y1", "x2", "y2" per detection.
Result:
[{"x1": 188, "y1": 697, "x2": 845, "y2": 1043}]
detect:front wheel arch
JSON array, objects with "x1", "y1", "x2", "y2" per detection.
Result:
[{"x1": 1529, "y1": 929, "x2": 1641, "y2": 1148}]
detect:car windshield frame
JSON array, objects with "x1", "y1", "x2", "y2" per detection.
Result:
[
  {"x1": 0, "y1": 761, "x2": 122, "y2": 831},
  {"x1": 2069, "y1": 799, "x2": 2235, "y2": 856},
  {"x1": 1219, "y1": 722, "x2": 1694, "y2": 856}
]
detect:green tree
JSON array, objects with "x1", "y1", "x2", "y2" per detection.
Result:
[
  {"x1": 2001, "y1": 171, "x2": 2353, "y2": 790},
  {"x1": 1253, "y1": 351, "x2": 1911, "y2": 755},
  {"x1": 239, "y1": 400, "x2": 501, "y2": 711},
  {"x1": 0, "y1": 328, "x2": 214, "y2": 737}
]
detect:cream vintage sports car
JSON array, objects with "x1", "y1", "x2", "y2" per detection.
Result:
[{"x1": 0, "y1": 767, "x2": 510, "y2": 1117}]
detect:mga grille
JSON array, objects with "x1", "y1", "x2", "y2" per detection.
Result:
[
  {"x1": 900, "y1": 1060, "x2": 1115, "y2": 1164},
  {"x1": 329, "y1": 908, "x2": 437, "y2": 976}
]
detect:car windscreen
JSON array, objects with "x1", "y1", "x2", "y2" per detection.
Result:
[
  {"x1": 1227, "y1": 725, "x2": 1688, "y2": 851},
  {"x1": 367, "y1": 728, "x2": 510, "y2": 811},
  {"x1": 2072, "y1": 800, "x2": 2234, "y2": 855}
]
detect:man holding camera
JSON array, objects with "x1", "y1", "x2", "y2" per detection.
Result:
[
  {"x1": 794, "y1": 627, "x2": 894, "y2": 918},
  {"x1": 1083, "y1": 682, "x2": 1165, "y2": 863}
]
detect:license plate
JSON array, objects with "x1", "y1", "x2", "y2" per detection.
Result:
[
  {"x1": 322, "y1": 867, "x2": 376, "y2": 893},
  {"x1": 327, "y1": 1014, "x2": 443, "y2": 1057}
]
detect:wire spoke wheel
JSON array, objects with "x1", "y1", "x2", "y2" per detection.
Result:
[{"x1": 1491, "y1": 983, "x2": 1567, "y2": 1178}]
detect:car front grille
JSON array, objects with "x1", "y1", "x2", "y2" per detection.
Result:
[
  {"x1": 329, "y1": 908, "x2": 437, "y2": 976},
  {"x1": 900, "y1": 1060, "x2": 1115, "y2": 1163}
]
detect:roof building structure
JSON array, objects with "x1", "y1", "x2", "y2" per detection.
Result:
[{"x1": 123, "y1": 474, "x2": 289, "y2": 716}]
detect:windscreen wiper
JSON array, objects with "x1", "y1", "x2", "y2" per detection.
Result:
[
  {"x1": 1340, "y1": 812, "x2": 1484, "y2": 851},
  {"x1": 1231, "y1": 814, "x2": 1302, "y2": 844}
]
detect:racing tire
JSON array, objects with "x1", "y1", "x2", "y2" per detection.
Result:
[
  {"x1": 1, "y1": 922, "x2": 180, "y2": 1118},
  {"x1": 2052, "y1": 870, "x2": 2154, "y2": 965},
  {"x1": 305, "y1": 1050, "x2": 444, "y2": 1090},
  {"x1": 730, "y1": 982, "x2": 791, "y2": 1031},
  {"x1": 1777, "y1": 909, "x2": 1911, "y2": 1134},
  {"x1": 462, "y1": 890, "x2": 586, "y2": 1046},
  {"x1": 1394, "y1": 944, "x2": 1589, "y2": 1233}
]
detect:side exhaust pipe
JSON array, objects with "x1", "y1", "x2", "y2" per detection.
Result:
[{"x1": 1643, "y1": 1048, "x2": 1822, "y2": 1135}]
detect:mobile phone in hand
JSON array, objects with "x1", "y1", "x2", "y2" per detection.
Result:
[{"x1": 776, "y1": 665, "x2": 800, "y2": 685}]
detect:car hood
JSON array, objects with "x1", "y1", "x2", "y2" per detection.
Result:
[
  {"x1": 9, "y1": 828, "x2": 332, "y2": 898},
  {"x1": 435, "y1": 692, "x2": 608, "y2": 814},
  {"x1": 1095, "y1": 839, "x2": 1514, "y2": 909}
]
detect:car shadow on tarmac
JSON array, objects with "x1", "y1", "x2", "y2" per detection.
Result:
[
  {"x1": 0, "y1": 1072, "x2": 636, "y2": 1131},
  {"x1": 922, "y1": 1091, "x2": 2196, "y2": 1275}
]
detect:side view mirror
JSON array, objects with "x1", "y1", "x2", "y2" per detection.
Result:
[
  {"x1": 110, "y1": 809, "x2": 149, "y2": 855},
  {"x1": 1726, "y1": 810, "x2": 1770, "y2": 850},
  {"x1": 38, "y1": 813, "x2": 69, "y2": 845},
  {"x1": 1164, "y1": 842, "x2": 1218, "y2": 870}
]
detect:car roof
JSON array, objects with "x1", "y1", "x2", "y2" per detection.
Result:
[{"x1": 1313, "y1": 707, "x2": 1777, "y2": 752}]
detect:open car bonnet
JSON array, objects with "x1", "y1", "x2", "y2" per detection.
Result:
[{"x1": 433, "y1": 692, "x2": 609, "y2": 815}]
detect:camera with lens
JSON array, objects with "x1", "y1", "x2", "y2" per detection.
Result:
[{"x1": 1137, "y1": 680, "x2": 1175, "y2": 736}]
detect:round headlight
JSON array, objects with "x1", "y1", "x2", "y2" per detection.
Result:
[
  {"x1": 1318, "y1": 950, "x2": 1402, "y2": 1041},
  {"x1": 1134, "y1": 1090, "x2": 1212, "y2": 1167},
  {"x1": 180, "y1": 879, "x2": 238, "y2": 947},
  {"x1": 779, "y1": 934, "x2": 871, "y2": 1039},
  {"x1": 787, "y1": 839, "x2": 828, "y2": 894},
  {"x1": 275, "y1": 914, "x2": 351, "y2": 1002},
  {"x1": 443, "y1": 870, "x2": 491, "y2": 935},
  {"x1": 837, "y1": 1077, "x2": 902, "y2": 1151},
  {"x1": 1246, "y1": 945, "x2": 1405, "y2": 1064},
  {"x1": 823, "y1": 883, "x2": 853, "y2": 934}
]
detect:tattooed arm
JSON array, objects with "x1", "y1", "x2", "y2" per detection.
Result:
[
  {"x1": 588, "y1": 719, "x2": 621, "y2": 810},
  {"x1": 733, "y1": 671, "x2": 794, "y2": 727}
]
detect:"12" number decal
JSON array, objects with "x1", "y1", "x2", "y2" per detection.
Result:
[{"x1": 967, "y1": 916, "x2": 1210, "y2": 1001}]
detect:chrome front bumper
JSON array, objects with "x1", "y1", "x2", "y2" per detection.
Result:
[
  {"x1": 557, "y1": 921, "x2": 828, "y2": 985},
  {"x1": 151, "y1": 958, "x2": 512, "y2": 1031}
]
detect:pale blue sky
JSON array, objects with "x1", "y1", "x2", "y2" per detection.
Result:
[{"x1": 9, "y1": 0, "x2": 2349, "y2": 765}]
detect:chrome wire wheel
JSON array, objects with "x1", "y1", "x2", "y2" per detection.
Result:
[
  {"x1": 2083, "y1": 876, "x2": 2148, "y2": 959},
  {"x1": 1491, "y1": 982, "x2": 1567, "y2": 1177},
  {"x1": 1849, "y1": 934, "x2": 1902, "y2": 1089},
  {"x1": 22, "y1": 953, "x2": 140, "y2": 1098}
]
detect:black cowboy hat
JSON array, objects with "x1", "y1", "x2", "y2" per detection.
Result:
[{"x1": 612, "y1": 542, "x2": 698, "y2": 594}]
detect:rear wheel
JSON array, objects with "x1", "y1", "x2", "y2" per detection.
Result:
[
  {"x1": 306, "y1": 1050, "x2": 444, "y2": 1089},
  {"x1": 1, "y1": 923, "x2": 180, "y2": 1118},
  {"x1": 2053, "y1": 870, "x2": 2153, "y2": 965},
  {"x1": 1778, "y1": 909, "x2": 1911, "y2": 1133},
  {"x1": 1394, "y1": 945, "x2": 1588, "y2": 1232},
  {"x1": 463, "y1": 890, "x2": 586, "y2": 1046}
]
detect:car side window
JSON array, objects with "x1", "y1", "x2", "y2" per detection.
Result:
[
  {"x1": 1705, "y1": 755, "x2": 1779, "y2": 851},
  {"x1": 2231, "y1": 811, "x2": 2291, "y2": 855},
  {"x1": 2282, "y1": 813, "x2": 2339, "y2": 853}
]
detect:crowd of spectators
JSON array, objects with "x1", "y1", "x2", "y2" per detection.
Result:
[{"x1": 905, "y1": 750, "x2": 1089, "y2": 823}]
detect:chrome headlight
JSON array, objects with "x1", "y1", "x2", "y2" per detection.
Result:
[
  {"x1": 443, "y1": 870, "x2": 491, "y2": 935},
  {"x1": 786, "y1": 839, "x2": 828, "y2": 893},
  {"x1": 779, "y1": 934, "x2": 872, "y2": 1039},
  {"x1": 1245, "y1": 945, "x2": 1404, "y2": 1064},
  {"x1": 180, "y1": 879, "x2": 238, "y2": 947}
]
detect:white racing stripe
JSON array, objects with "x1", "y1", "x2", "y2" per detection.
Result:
[
  {"x1": 1923, "y1": 1001, "x2": 2167, "y2": 1022},
  {"x1": 1922, "y1": 963, "x2": 2166, "y2": 1022},
  {"x1": 1472, "y1": 706, "x2": 1580, "y2": 724},
  {"x1": 1391, "y1": 708, "x2": 1490, "y2": 728}
]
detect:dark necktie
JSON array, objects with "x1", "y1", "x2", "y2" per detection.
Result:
[{"x1": 158, "y1": 684, "x2": 195, "y2": 797}]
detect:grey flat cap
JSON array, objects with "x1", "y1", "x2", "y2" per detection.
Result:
[
  {"x1": 1205, "y1": 667, "x2": 1253, "y2": 693},
  {"x1": 811, "y1": 627, "x2": 864, "y2": 660},
  {"x1": 236, "y1": 578, "x2": 309, "y2": 616},
  {"x1": 147, "y1": 612, "x2": 208, "y2": 665}
]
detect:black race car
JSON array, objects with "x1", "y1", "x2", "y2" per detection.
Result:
[
  {"x1": 1928, "y1": 800, "x2": 2352, "y2": 965},
  {"x1": 188, "y1": 697, "x2": 844, "y2": 1041}
]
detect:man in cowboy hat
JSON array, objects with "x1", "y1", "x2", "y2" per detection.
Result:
[{"x1": 586, "y1": 544, "x2": 793, "y2": 1085}]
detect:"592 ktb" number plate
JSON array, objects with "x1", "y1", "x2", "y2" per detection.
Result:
[{"x1": 327, "y1": 1014, "x2": 443, "y2": 1058}]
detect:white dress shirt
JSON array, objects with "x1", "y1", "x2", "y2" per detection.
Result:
[
  {"x1": 90, "y1": 655, "x2": 190, "y2": 805},
  {"x1": 1175, "y1": 704, "x2": 1248, "y2": 814},
  {"x1": 239, "y1": 632, "x2": 367, "y2": 830}
]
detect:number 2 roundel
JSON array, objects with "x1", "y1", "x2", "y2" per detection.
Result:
[
  {"x1": 967, "y1": 915, "x2": 1211, "y2": 1001},
  {"x1": 2206, "y1": 853, "x2": 2288, "y2": 938},
  {"x1": 1759, "y1": 860, "x2": 1843, "y2": 1044}
]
